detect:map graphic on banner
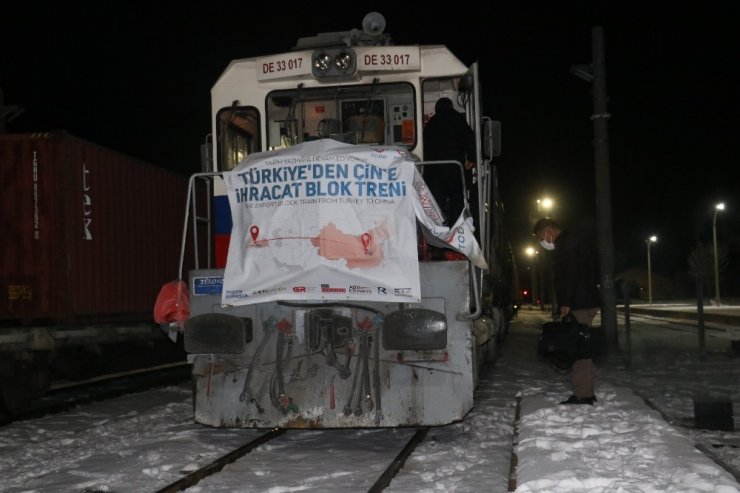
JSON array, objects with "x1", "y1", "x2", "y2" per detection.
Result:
[{"x1": 222, "y1": 139, "x2": 486, "y2": 307}]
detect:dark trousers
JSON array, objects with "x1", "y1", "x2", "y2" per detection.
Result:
[
  {"x1": 424, "y1": 165, "x2": 466, "y2": 226},
  {"x1": 571, "y1": 308, "x2": 598, "y2": 398}
]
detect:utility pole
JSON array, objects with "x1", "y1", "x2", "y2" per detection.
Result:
[
  {"x1": 591, "y1": 27, "x2": 618, "y2": 349},
  {"x1": 572, "y1": 27, "x2": 618, "y2": 350}
]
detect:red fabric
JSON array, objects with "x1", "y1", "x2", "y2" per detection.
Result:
[
  {"x1": 153, "y1": 280, "x2": 190, "y2": 329},
  {"x1": 443, "y1": 250, "x2": 467, "y2": 261}
]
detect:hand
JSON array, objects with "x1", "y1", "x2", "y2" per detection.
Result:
[{"x1": 464, "y1": 160, "x2": 475, "y2": 170}]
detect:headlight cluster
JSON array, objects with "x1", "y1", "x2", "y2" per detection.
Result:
[{"x1": 312, "y1": 48, "x2": 357, "y2": 78}]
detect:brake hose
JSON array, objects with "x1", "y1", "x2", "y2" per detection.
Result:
[
  {"x1": 240, "y1": 315, "x2": 274, "y2": 403},
  {"x1": 344, "y1": 339, "x2": 364, "y2": 416}
]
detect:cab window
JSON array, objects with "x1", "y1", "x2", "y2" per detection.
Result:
[{"x1": 216, "y1": 105, "x2": 260, "y2": 172}]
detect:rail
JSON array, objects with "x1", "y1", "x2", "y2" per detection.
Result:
[{"x1": 154, "y1": 426, "x2": 429, "y2": 492}]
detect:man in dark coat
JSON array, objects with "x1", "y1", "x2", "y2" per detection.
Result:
[
  {"x1": 534, "y1": 217, "x2": 602, "y2": 405},
  {"x1": 422, "y1": 97, "x2": 476, "y2": 226}
]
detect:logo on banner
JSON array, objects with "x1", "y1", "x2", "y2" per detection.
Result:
[{"x1": 321, "y1": 283, "x2": 347, "y2": 293}]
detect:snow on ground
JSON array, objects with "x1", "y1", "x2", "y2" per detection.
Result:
[
  {"x1": 514, "y1": 387, "x2": 736, "y2": 492},
  {"x1": 508, "y1": 309, "x2": 740, "y2": 493},
  {"x1": 189, "y1": 427, "x2": 420, "y2": 492},
  {"x1": 0, "y1": 386, "x2": 262, "y2": 492},
  {"x1": 388, "y1": 308, "x2": 740, "y2": 493},
  {"x1": 0, "y1": 308, "x2": 737, "y2": 492}
]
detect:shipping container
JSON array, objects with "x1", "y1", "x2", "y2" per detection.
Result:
[{"x1": 1, "y1": 132, "x2": 189, "y2": 324}]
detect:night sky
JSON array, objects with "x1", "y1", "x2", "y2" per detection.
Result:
[{"x1": 3, "y1": 2, "x2": 739, "y2": 291}]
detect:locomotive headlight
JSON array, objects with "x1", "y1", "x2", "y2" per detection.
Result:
[
  {"x1": 334, "y1": 52, "x2": 353, "y2": 71},
  {"x1": 312, "y1": 48, "x2": 357, "y2": 79},
  {"x1": 313, "y1": 53, "x2": 331, "y2": 73}
]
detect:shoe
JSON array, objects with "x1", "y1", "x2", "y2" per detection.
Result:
[{"x1": 559, "y1": 395, "x2": 595, "y2": 405}]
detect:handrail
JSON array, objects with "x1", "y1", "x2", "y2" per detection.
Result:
[
  {"x1": 418, "y1": 159, "x2": 482, "y2": 321},
  {"x1": 178, "y1": 172, "x2": 223, "y2": 280}
]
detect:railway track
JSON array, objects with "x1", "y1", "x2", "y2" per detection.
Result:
[
  {"x1": 2, "y1": 311, "x2": 734, "y2": 491},
  {"x1": 155, "y1": 428, "x2": 286, "y2": 493},
  {"x1": 0, "y1": 372, "x2": 485, "y2": 492},
  {"x1": 621, "y1": 310, "x2": 740, "y2": 340},
  {"x1": 604, "y1": 310, "x2": 740, "y2": 482},
  {"x1": 0, "y1": 362, "x2": 191, "y2": 427},
  {"x1": 155, "y1": 426, "x2": 430, "y2": 492},
  {"x1": 636, "y1": 391, "x2": 740, "y2": 483}
]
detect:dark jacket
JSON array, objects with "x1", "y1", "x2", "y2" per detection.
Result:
[
  {"x1": 422, "y1": 107, "x2": 476, "y2": 223},
  {"x1": 423, "y1": 106, "x2": 476, "y2": 167},
  {"x1": 552, "y1": 230, "x2": 602, "y2": 310}
]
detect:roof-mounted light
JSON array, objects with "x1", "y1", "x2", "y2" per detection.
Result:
[
  {"x1": 313, "y1": 53, "x2": 332, "y2": 73},
  {"x1": 334, "y1": 52, "x2": 353, "y2": 70}
]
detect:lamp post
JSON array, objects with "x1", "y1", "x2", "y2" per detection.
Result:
[
  {"x1": 712, "y1": 202, "x2": 725, "y2": 306},
  {"x1": 646, "y1": 235, "x2": 657, "y2": 305},
  {"x1": 535, "y1": 197, "x2": 554, "y2": 312},
  {"x1": 525, "y1": 247, "x2": 537, "y2": 306}
]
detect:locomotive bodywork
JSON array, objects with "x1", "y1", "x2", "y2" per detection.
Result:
[{"x1": 177, "y1": 13, "x2": 510, "y2": 428}]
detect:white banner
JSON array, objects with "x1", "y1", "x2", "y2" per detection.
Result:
[
  {"x1": 411, "y1": 172, "x2": 487, "y2": 271},
  {"x1": 222, "y1": 139, "x2": 486, "y2": 307}
]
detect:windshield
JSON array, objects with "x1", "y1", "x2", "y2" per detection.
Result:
[{"x1": 266, "y1": 82, "x2": 416, "y2": 150}]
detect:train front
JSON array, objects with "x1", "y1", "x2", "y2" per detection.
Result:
[
  {"x1": 186, "y1": 138, "x2": 491, "y2": 428},
  {"x1": 175, "y1": 13, "x2": 500, "y2": 428}
]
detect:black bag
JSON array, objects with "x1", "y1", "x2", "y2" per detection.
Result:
[
  {"x1": 589, "y1": 325, "x2": 606, "y2": 358},
  {"x1": 537, "y1": 314, "x2": 592, "y2": 366}
]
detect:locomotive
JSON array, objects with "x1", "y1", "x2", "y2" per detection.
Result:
[{"x1": 170, "y1": 13, "x2": 516, "y2": 428}]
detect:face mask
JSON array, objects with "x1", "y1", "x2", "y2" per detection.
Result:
[{"x1": 540, "y1": 239, "x2": 555, "y2": 251}]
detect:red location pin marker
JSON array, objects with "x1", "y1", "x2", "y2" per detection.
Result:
[
  {"x1": 250, "y1": 225, "x2": 260, "y2": 242},
  {"x1": 361, "y1": 233, "x2": 371, "y2": 252}
]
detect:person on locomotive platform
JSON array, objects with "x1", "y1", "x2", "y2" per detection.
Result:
[
  {"x1": 422, "y1": 97, "x2": 477, "y2": 227},
  {"x1": 534, "y1": 217, "x2": 602, "y2": 405}
]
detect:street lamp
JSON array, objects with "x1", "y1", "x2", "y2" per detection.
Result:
[
  {"x1": 712, "y1": 202, "x2": 725, "y2": 306},
  {"x1": 525, "y1": 247, "x2": 538, "y2": 305},
  {"x1": 646, "y1": 235, "x2": 657, "y2": 305},
  {"x1": 537, "y1": 197, "x2": 554, "y2": 214}
]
